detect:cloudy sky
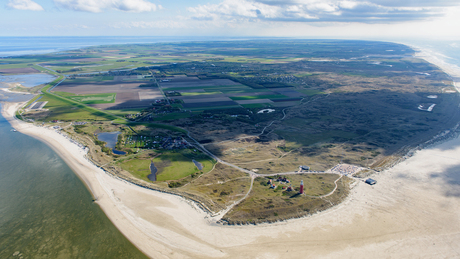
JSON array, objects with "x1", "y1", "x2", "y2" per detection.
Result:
[{"x1": 2, "y1": 0, "x2": 460, "y2": 40}]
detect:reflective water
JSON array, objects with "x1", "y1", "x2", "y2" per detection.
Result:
[
  {"x1": 0, "y1": 104, "x2": 146, "y2": 258},
  {"x1": 0, "y1": 74, "x2": 57, "y2": 88},
  {"x1": 97, "y1": 131, "x2": 126, "y2": 155}
]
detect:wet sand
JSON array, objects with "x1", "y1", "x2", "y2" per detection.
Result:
[{"x1": 2, "y1": 48, "x2": 460, "y2": 258}]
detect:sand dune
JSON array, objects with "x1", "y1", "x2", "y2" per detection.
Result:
[{"x1": 2, "y1": 49, "x2": 460, "y2": 258}]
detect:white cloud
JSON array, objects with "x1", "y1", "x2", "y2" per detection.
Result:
[
  {"x1": 187, "y1": 0, "x2": 459, "y2": 23},
  {"x1": 111, "y1": 20, "x2": 187, "y2": 29},
  {"x1": 54, "y1": 0, "x2": 160, "y2": 13},
  {"x1": 6, "y1": 0, "x2": 44, "y2": 11}
]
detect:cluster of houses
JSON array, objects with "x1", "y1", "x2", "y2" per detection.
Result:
[
  {"x1": 267, "y1": 177, "x2": 294, "y2": 191},
  {"x1": 161, "y1": 137, "x2": 190, "y2": 150}
]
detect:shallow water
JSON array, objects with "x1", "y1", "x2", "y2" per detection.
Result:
[
  {"x1": 0, "y1": 91, "x2": 34, "y2": 102},
  {"x1": 0, "y1": 104, "x2": 146, "y2": 258},
  {"x1": 0, "y1": 73, "x2": 56, "y2": 88},
  {"x1": 148, "y1": 162, "x2": 157, "y2": 181}
]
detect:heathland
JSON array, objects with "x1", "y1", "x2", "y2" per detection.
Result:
[{"x1": 3, "y1": 40, "x2": 459, "y2": 223}]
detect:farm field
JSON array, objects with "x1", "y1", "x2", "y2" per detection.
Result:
[{"x1": 52, "y1": 75, "x2": 163, "y2": 110}]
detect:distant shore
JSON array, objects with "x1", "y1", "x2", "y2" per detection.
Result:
[
  {"x1": 2, "y1": 46, "x2": 460, "y2": 258},
  {"x1": 413, "y1": 46, "x2": 460, "y2": 90}
]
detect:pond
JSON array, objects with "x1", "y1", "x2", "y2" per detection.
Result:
[
  {"x1": 192, "y1": 159, "x2": 203, "y2": 170},
  {"x1": 97, "y1": 132, "x2": 126, "y2": 155},
  {"x1": 148, "y1": 162, "x2": 157, "y2": 181}
]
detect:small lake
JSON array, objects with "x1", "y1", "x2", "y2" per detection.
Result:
[
  {"x1": 97, "y1": 132, "x2": 126, "y2": 155},
  {"x1": 0, "y1": 73, "x2": 56, "y2": 88},
  {"x1": 148, "y1": 162, "x2": 157, "y2": 181},
  {"x1": 193, "y1": 159, "x2": 203, "y2": 170}
]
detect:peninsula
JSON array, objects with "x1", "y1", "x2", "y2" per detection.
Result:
[{"x1": 2, "y1": 40, "x2": 460, "y2": 258}]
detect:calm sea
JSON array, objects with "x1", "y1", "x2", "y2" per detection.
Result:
[{"x1": 0, "y1": 36, "x2": 248, "y2": 57}]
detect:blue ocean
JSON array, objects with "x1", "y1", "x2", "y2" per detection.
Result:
[
  {"x1": 0, "y1": 36, "x2": 245, "y2": 57},
  {"x1": 402, "y1": 39, "x2": 460, "y2": 68}
]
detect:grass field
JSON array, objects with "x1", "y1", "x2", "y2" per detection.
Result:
[
  {"x1": 163, "y1": 85, "x2": 249, "y2": 92},
  {"x1": 119, "y1": 158, "x2": 152, "y2": 181},
  {"x1": 230, "y1": 94, "x2": 288, "y2": 100},
  {"x1": 240, "y1": 103, "x2": 272, "y2": 108},
  {"x1": 108, "y1": 108, "x2": 143, "y2": 116},
  {"x1": 153, "y1": 150, "x2": 215, "y2": 181},
  {"x1": 181, "y1": 91, "x2": 222, "y2": 96},
  {"x1": 182, "y1": 163, "x2": 251, "y2": 207},
  {"x1": 222, "y1": 174, "x2": 350, "y2": 224},
  {"x1": 54, "y1": 91, "x2": 116, "y2": 104},
  {"x1": 36, "y1": 94, "x2": 116, "y2": 121}
]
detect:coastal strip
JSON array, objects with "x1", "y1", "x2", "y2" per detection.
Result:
[{"x1": 1, "y1": 102, "x2": 224, "y2": 259}]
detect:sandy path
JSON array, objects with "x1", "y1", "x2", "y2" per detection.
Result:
[{"x1": 2, "y1": 48, "x2": 460, "y2": 258}]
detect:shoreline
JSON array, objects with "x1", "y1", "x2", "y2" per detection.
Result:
[{"x1": 2, "y1": 46, "x2": 460, "y2": 258}]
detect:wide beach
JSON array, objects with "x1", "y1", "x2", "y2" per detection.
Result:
[{"x1": 3, "y1": 48, "x2": 460, "y2": 258}]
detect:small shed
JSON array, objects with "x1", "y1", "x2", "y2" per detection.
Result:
[{"x1": 365, "y1": 178, "x2": 377, "y2": 185}]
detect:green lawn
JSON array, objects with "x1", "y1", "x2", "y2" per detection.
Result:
[
  {"x1": 154, "y1": 150, "x2": 215, "y2": 181},
  {"x1": 108, "y1": 109, "x2": 143, "y2": 116},
  {"x1": 119, "y1": 159, "x2": 152, "y2": 181},
  {"x1": 68, "y1": 93, "x2": 116, "y2": 104},
  {"x1": 54, "y1": 91, "x2": 119, "y2": 105},
  {"x1": 119, "y1": 150, "x2": 216, "y2": 182}
]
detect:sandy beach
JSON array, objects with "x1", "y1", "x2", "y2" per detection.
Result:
[{"x1": 3, "y1": 48, "x2": 460, "y2": 258}]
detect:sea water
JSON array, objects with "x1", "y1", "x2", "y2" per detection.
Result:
[
  {"x1": 401, "y1": 39, "x2": 460, "y2": 69},
  {"x1": 0, "y1": 74, "x2": 57, "y2": 88},
  {"x1": 0, "y1": 104, "x2": 146, "y2": 258}
]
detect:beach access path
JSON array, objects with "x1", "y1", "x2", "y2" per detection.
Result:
[{"x1": 2, "y1": 48, "x2": 460, "y2": 258}]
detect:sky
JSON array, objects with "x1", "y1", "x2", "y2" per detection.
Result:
[{"x1": 2, "y1": 0, "x2": 460, "y2": 40}]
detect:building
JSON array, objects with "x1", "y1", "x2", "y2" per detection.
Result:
[{"x1": 365, "y1": 178, "x2": 377, "y2": 185}]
